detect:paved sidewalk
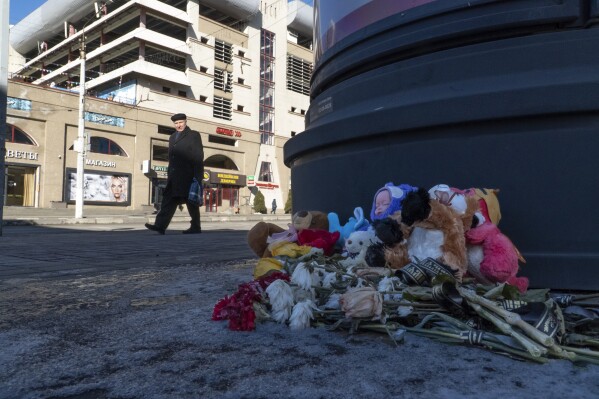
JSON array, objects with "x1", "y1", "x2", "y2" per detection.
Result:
[
  {"x1": 1, "y1": 206, "x2": 291, "y2": 226},
  {"x1": 0, "y1": 218, "x2": 597, "y2": 398}
]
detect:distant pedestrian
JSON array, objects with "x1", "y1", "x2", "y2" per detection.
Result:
[
  {"x1": 145, "y1": 113, "x2": 204, "y2": 235},
  {"x1": 271, "y1": 199, "x2": 277, "y2": 214}
]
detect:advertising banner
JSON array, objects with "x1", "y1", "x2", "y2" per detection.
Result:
[{"x1": 66, "y1": 169, "x2": 131, "y2": 205}]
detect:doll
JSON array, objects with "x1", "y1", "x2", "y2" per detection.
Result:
[{"x1": 370, "y1": 182, "x2": 418, "y2": 221}]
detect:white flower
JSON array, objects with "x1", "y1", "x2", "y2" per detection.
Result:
[
  {"x1": 289, "y1": 300, "x2": 317, "y2": 330},
  {"x1": 271, "y1": 308, "x2": 291, "y2": 323},
  {"x1": 324, "y1": 293, "x2": 341, "y2": 310},
  {"x1": 321, "y1": 272, "x2": 338, "y2": 288},
  {"x1": 378, "y1": 276, "x2": 403, "y2": 301},
  {"x1": 291, "y1": 262, "x2": 313, "y2": 290},
  {"x1": 378, "y1": 276, "x2": 396, "y2": 293},
  {"x1": 397, "y1": 305, "x2": 414, "y2": 318},
  {"x1": 265, "y1": 280, "x2": 294, "y2": 323}
]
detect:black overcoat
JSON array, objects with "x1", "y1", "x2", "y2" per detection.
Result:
[{"x1": 166, "y1": 126, "x2": 204, "y2": 197}]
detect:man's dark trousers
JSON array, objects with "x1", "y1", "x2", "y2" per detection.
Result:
[{"x1": 154, "y1": 189, "x2": 201, "y2": 231}]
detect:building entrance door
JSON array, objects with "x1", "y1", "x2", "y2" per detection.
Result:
[
  {"x1": 151, "y1": 178, "x2": 167, "y2": 211},
  {"x1": 204, "y1": 188, "x2": 217, "y2": 212},
  {"x1": 4, "y1": 165, "x2": 36, "y2": 206}
]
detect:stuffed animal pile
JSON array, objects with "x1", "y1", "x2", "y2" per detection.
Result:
[{"x1": 246, "y1": 183, "x2": 529, "y2": 293}]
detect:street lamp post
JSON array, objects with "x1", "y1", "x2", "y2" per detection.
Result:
[
  {"x1": 0, "y1": 0, "x2": 9, "y2": 235},
  {"x1": 75, "y1": 32, "x2": 87, "y2": 219}
]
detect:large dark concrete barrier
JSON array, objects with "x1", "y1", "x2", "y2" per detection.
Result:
[{"x1": 284, "y1": 0, "x2": 599, "y2": 290}]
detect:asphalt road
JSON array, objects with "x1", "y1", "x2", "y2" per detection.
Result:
[
  {"x1": 1, "y1": 223, "x2": 598, "y2": 399},
  {"x1": 0, "y1": 221, "x2": 265, "y2": 280}
]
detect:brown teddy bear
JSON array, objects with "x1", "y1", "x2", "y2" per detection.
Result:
[
  {"x1": 246, "y1": 210, "x2": 329, "y2": 258},
  {"x1": 398, "y1": 187, "x2": 479, "y2": 281}
]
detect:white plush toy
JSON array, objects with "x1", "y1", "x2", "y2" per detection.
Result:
[{"x1": 340, "y1": 229, "x2": 381, "y2": 272}]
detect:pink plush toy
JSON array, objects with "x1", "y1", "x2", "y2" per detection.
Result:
[
  {"x1": 429, "y1": 185, "x2": 528, "y2": 292},
  {"x1": 465, "y1": 220, "x2": 529, "y2": 293},
  {"x1": 457, "y1": 187, "x2": 528, "y2": 293}
]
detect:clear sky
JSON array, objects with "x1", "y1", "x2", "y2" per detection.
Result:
[{"x1": 9, "y1": 0, "x2": 47, "y2": 25}]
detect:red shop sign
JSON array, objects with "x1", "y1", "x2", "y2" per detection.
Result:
[{"x1": 216, "y1": 127, "x2": 242, "y2": 138}]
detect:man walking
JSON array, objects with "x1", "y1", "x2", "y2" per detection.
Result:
[
  {"x1": 145, "y1": 113, "x2": 204, "y2": 234},
  {"x1": 271, "y1": 198, "x2": 277, "y2": 214}
]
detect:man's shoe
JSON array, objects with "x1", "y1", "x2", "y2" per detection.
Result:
[
  {"x1": 182, "y1": 227, "x2": 201, "y2": 234},
  {"x1": 145, "y1": 223, "x2": 165, "y2": 235}
]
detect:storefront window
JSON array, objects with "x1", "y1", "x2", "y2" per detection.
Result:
[{"x1": 5, "y1": 165, "x2": 36, "y2": 206}]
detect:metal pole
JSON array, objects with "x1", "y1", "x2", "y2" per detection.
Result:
[
  {"x1": 0, "y1": 0, "x2": 10, "y2": 236},
  {"x1": 75, "y1": 36, "x2": 86, "y2": 219}
]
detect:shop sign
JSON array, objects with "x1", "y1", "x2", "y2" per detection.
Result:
[
  {"x1": 5, "y1": 149, "x2": 39, "y2": 160},
  {"x1": 86, "y1": 159, "x2": 116, "y2": 168},
  {"x1": 216, "y1": 126, "x2": 241, "y2": 138},
  {"x1": 7, "y1": 97, "x2": 32, "y2": 111},
  {"x1": 153, "y1": 165, "x2": 168, "y2": 177},
  {"x1": 85, "y1": 111, "x2": 125, "y2": 128},
  {"x1": 255, "y1": 182, "x2": 279, "y2": 189},
  {"x1": 247, "y1": 175, "x2": 255, "y2": 186},
  {"x1": 207, "y1": 170, "x2": 247, "y2": 186},
  {"x1": 203, "y1": 171, "x2": 210, "y2": 181}
]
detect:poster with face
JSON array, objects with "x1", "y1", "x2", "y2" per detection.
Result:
[{"x1": 66, "y1": 170, "x2": 130, "y2": 204}]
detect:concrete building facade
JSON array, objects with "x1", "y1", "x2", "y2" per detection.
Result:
[{"x1": 6, "y1": 0, "x2": 313, "y2": 214}]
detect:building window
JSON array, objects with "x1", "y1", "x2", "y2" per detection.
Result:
[
  {"x1": 259, "y1": 161, "x2": 273, "y2": 182},
  {"x1": 237, "y1": 105, "x2": 244, "y2": 112},
  {"x1": 200, "y1": 95, "x2": 208, "y2": 103},
  {"x1": 213, "y1": 96, "x2": 232, "y2": 120},
  {"x1": 286, "y1": 54, "x2": 312, "y2": 96},
  {"x1": 162, "y1": 86, "x2": 171, "y2": 93},
  {"x1": 205, "y1": 154, "x2": 239, "y2": 170},
  {"x1": 291, "y1": 106, "x2": 296, "y2": 113},
  {"x1": 200, "y1": 36, "x2": 209, "y2": 44},
  {"x1": 90, "y1": 137, "x2": 127, "y2": 156},
  {"x1": 4, "y1": 124, "x2": 35, "y2": 145},
  {"x1": 259, "y1": 30, "x2": 275, "y2": 146},
  {"x1": 238, "y1": 50, "x2": 245, "y2": 57},
  {"x1": 215, "y1": 40, "x2": 233, "y2": 64},
  {"x1": 291, "y1": 131, "x2": 296, "y2": 137},
  {"x1": 214, "y1": 69, "x2": 233, "y2": 92},
  {"x1": 152, "y1": 144, "x2": 169, "y2": 162},
  {"x1": 200, "y1": 66, "x2": 208, "y2": 73},
  {"x1": 157, "y1": 125, "x2": 173, "y2": 135},
  {"x1": 237, "y1": 77, "x2": 245, "y2": 85},
  {"x1": 178, "y1": 90, "x2": 187, "y2": 97},
  {"x1": 261, "y1": 29, "x2": 275, "y2": 57}
]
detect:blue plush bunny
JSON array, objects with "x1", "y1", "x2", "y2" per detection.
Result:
[{"x1": 328, "y1": 207, "x2": 370, "y2": 247}]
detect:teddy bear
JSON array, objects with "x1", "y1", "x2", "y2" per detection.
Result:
[
  {"x1": 400, "y1": 187, "x2": 479, "y2": 281},
  {"x1": 328, "y1": 207, "x2": 370, "y2": 247},
  {"x1": 340, "y1": 229, "x2": 381, "y2": 272},
  {"x1": 365, "y1": 217, "x2": 410, "y2": 270},
  {"x1": 246, "y1": 210, "x2": 329, "y2": 258}
]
